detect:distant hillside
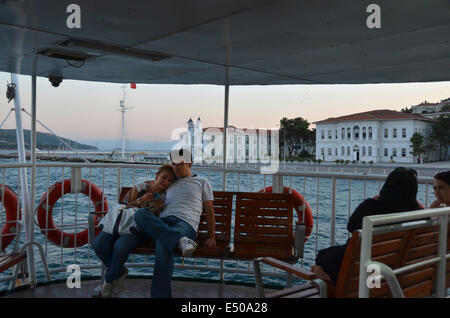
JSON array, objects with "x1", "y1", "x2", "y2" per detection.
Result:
[{"x1": 0, "y1": 129, "x2": 98, "y2": 150}]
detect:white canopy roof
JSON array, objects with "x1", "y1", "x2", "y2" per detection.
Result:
[{"x1": 0, "y1": 0, "x2": 449, "y2": 85}]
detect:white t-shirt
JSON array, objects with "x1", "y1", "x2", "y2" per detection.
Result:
[{"x1": 159, "y1": 175, "x2": 214, "y2": 231}]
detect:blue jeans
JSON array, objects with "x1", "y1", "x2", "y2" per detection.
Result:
[
  {"x1": 134, "y1": 209, "x2": 196, "y2": 298},
  {"x1": 93, "y1": 231, "x2": 140, "y2": 283}
]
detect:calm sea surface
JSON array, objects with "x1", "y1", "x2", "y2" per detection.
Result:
[{"x1": 0, "y1": 158, "x2": 434, "y2": 290}]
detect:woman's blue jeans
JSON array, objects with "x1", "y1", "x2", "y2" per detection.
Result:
[
  {"x1": 134, "y1": 208, "x2": 196, "y2": 298},
  {"x1": 93, "y1": 231, "x2": 140, "y2": 283}
]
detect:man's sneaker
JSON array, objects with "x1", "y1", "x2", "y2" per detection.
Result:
[
  {"x1": 101, "y1": 280, "x2": 114, "y2": 298},
  {"x1": 179, "y1": 236, "x2": 197, "y2": 257},
  {"x1": 112, "y1": 267, "x2": 128, "y2": 295}
]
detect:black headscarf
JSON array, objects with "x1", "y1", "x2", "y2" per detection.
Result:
[
  {"x1": 379, "y1": 167, "x2": 418, "y2": 205},
  {"x1": 347, "y1": 167, "x2": 421, "y2": 233}
]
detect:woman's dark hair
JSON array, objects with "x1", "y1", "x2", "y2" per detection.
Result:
[
  {"x1": 434, "y1": 171, "x2": 450, "y2": 186},
  {"x1": 379, "y1": 167, "x2": 418, "y2": 204},
  {"x1": 157, "y1": 164, "x2": 176, "y2": 177}
]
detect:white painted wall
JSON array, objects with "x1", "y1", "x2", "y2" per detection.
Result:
[{"x1": 316, "y1": 119, "x2": 435, "y2": 163}]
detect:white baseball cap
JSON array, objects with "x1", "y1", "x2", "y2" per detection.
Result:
[{"x1": 170, "y1": 148, "x2": 192, "y2": 164}]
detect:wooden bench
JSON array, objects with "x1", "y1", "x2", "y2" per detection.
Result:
[
  {"x1": 254, "y1": 216, "x2": 450, "y2": 298},
  {"x1": 91, "y1": 188, "x2": 298, "y2": 262}
]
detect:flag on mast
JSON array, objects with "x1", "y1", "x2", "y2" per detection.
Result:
[{"x1": 130, "y1": 82, "x2": 136, "y2": 89}]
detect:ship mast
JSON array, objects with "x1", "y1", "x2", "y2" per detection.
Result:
[{"x1": 118, "y1": 85, "x2": 132, "y2": 160}]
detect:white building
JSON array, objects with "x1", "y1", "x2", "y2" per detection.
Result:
[
  {"x1": 411, "y1": 98, "x2": 450, "y2": 119},
  {"x1": 178, "y1": 118, "x2": 276, "y2": 164},
  {"x1": 314, "y1": 109, "x2": 437, "y2": 163}
]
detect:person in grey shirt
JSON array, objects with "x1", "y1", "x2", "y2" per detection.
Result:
[{"x1": 134, "y1": 148, "x2": 216, "y2": 298}]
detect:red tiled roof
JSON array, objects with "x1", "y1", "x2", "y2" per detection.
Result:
[{"x1": 314, "y1": 109, "x2": 434, "y2": 124}]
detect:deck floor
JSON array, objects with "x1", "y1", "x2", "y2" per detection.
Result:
[{"x1": 1, "y1": 277, "x2": 266, "y2": 298}]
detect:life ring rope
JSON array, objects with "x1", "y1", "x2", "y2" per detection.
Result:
[{"x1": 36, "y1": 179, "x2": 108, "y2": 248}]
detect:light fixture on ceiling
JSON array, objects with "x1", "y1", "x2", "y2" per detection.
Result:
[
  {"x1": 37, "y1": 48, "x2": 91, "y2": 62},
  {"x1": 59, "y1": 39, "x2": 170, "y2": 62}
]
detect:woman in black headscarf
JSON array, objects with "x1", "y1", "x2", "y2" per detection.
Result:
[{"x1": 311, "y1": 167, "x2": 422, "y2": 283}]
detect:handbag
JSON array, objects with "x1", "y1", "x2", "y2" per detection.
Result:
[{"x1": 99, "y1": 206, "x2": 138, "y2": 236}]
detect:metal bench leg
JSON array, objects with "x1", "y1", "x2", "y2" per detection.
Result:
[
  {"x1": 9, "y1": 258, "x2": 25, "y2": 290},
  {"x1": 19, "y1": 242, "x2": 51, "y2": 282},
  {"x1": 253, "y1": 258, "x2": 265, "y2": 298}
]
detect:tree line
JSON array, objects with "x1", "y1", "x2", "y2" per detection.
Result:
[{"x1": 410, "y1": 114, "x2": 450, "y2": 161}]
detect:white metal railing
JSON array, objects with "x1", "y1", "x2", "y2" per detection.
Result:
[
  {"x1": 358, "y1": 206, "x2": 449, "y2": 298},
  {"x1": 0, "y1": 161, "x2": 439, "y2": 290}
]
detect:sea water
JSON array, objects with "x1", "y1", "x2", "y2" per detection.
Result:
[{"x1": 0, "y1": 158, "x2": 433, "y2": 290}]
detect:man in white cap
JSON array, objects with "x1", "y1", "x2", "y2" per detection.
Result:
[{"x1": 134, "y1": 148, "x2": 216, "y2": 298}]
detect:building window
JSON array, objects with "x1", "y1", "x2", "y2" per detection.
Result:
[
  {"x1": 353, "y1": 126, "x2": 360, "y2": 140},
  {"x1": 362, "y1": 127, "x2": 366, "y2": 140},
  {"x1": 347, "y1": 128, "x2": 351, "y2": 140},
  {"x1": 321, "y1": 130, "x2": 325, "y2": 139},
  {"x1": 402, "y1": 148, "x2": 406, "y2": 157},
  {"x1": 393, "y1": 148, "x2": 397, "y2": 157},
  {"x1": 384, "y1": 148, "x2": 388, "y2": 156},
  {"x1": 341, "y1": 128, "x2": 345, "y2": 140},
  {"x1": 362, "y1": 146, "x2": 366, "y2": 156},
  {"x1": 321, "y1": 148, "x2": 324, "y2": 156},
  {"x1": 393, "y1": 128, "x2": 397, "y2": 138},
  {"x1": 402, "y1": 128, "x2": 406, "y2": 138},
  {"x1": 368, "y1": 146, "x2": 372, "y2": 156},
  {"x1": 384, "y1": 129, "x2": 388, "y2": 138},
  {"x1": 335, "y1": 148, "x2": 338, "y2": 156},
  {"x1": 341, "y1": 146, "x2": 345, "y2": 156},
  {"x1": 347, "y1": 146, "x2": 350, "y2": 156},
  {"x1": 368, "y1": 127, "x2": 373, "y2": 140},
  {"x1": 328, "y1": 130, "x2": 332, "y2": 139},
  {"x1": 328, "y1": 148, "x2": 332, "y2": 155}
]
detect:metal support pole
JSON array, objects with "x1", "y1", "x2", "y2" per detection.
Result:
[
  {"x1": 283, "y1": 128, "x2": 286, "y2": 169},
  {"x1": 11, "y1": 73, "x2": 36, "y2": 285},
  {"x1": 222, "y1": 18, "x2": 231, "y2": 191}
]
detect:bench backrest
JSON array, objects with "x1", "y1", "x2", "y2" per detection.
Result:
[
  {"x1": 233, "y1": 192, "x2": 295, "y2": 261},
  {"x1": 335, "y1": 223, "x2": 443, "y2": 298},
  {"x1": 197, "y1": 191, "x2": 233, "y2": 242}
]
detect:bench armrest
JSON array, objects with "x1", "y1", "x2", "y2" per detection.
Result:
[
  {"x1": 255, "y1": 256, "x2": 317, "y2": 280},
  {"x1": 253, "y1": 256, "x2": 327, "y2": 298},
  {"x1": 88, "y1": 211, "x2": 107, "y2": 246},
  {"x1": 362, "y1": 261, "x2": 405, "y2": 298}
]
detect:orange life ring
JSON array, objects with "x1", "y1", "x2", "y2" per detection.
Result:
[
  {"x1": 0, "y1": 185, "x2": 21, "y2": 251},
  {"x1": 372, "y1": 196, "x2": 425, "y2": 209},
  {"x1": 258, "y1": 186, "x2": 314, "y2": 242},
  {"x1": 36, "y1": 179, "x2": 108, "y2": 248}
]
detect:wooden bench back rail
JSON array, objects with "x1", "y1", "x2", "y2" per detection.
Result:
[
  {"x1": 335, "y1": 224, "x2": 443, "y2": 298},
  {"x1": 233, "y1": 192, "x2": 295, "y2": 262}
]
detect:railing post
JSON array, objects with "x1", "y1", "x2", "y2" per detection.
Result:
[
  {"x1": 70, "y1": 167, "x2": 82, "y2": 193},
  {"x1": 330, "y1": 177, "x2": 336, "y2": 246},
  {"x1": 272, "y1": 173, "x2": 283, "y2": 193}
]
